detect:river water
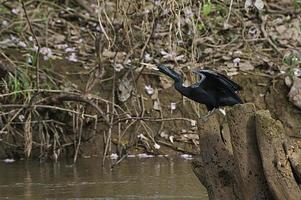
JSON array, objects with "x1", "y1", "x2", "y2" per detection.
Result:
[{"x1": 0, "y1": 157, "x2": 208, "y2": 199}]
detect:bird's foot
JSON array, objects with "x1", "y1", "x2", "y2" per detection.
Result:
[
  {"x1": 200, "y1": 114, "x2": 211, "y2": 122},
  {"x1": 200, "y1": 116, "x2": 208, "y2": 122},
  {"x1": 200, "y1": 109, "x2": 216, "y2": 122}
]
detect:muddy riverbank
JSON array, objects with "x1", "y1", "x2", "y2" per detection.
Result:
[{"x1": 0, "y1": 1, "x2": 301, "y2": 161}]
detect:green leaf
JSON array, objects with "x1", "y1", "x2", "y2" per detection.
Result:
[
  {"x1": 197, "y1": 22, "x2": 205, "y2": 31},
  {"x1": 202, "y1": 3, "x2": 212, "y2": 16}
]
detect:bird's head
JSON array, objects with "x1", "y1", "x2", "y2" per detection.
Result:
[
  {"x1": 156, "y1": 64, "x2": 171, "y2": 73},
  {"x1": 156, "y1": 64, "x2": 182, "y2": 82}
]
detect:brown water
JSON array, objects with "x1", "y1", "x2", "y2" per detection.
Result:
[{"x1": 0, "y1": 157, "x2": 208, "y2": 199}]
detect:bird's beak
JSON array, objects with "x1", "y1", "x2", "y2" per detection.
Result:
[
  {"x1": 152, "y1": 65, "x2": 159, "y2": 71},
  {"x1": 140, "y1": 63, "x2": 159, "y2": 71}
]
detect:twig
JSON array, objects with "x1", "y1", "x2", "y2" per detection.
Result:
[
  {"x1": 111, "y1": 154, "x2": 127, "y2": 169},
  {"x1": 103, "y1": 63, "x2": 116, "y2": 164},
  {"x1": 74, "y1": 0, "x2": 93, "y2": 13},
  {"x1": 157, "y1": 140, "x2": 196, "y2": 155},
  {"x1": 0, "y1": 107, "x2": 23, "y2": 134},
  {"x1": 96, "y1": 0, "x2": 111, "y2": 47},
  {"x1": 259, "y1": 13, "x2": 283, "y2": 56},
  {"x1": 74, "y1": 107, "x2": 84, "y2": 163},
  {"x1": 113, "y1": 116, "x2": 196, "y2": 125},
  {"x1": 1, "y1": 104, "x2": 96, "y2": 118},
  {"x1": 136, "y1": 11, "x2": 159, "y2": 81},
  {"x1": 224, "y1": 0, "x2": 233, "y2": 26},
  {"x1": 21, "y1": 1, "x2": 40, "y2": 90},
  {"x1": 37, "y1": 94, "x2": 110, "y2": 125}
]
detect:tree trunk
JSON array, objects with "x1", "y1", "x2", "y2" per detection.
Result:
[{"x1": 192, "y1": 103, "x2": 301, "y2": 200}]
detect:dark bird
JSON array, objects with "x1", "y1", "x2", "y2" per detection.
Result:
[{"x1": 157, "y1": 64, "x2": 243, "y2": 118}]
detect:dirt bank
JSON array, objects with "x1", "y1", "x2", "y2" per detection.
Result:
[
  {"x1": 1, "y1": 60, "x2": 300, "y2": 160},
  {"x1": 0, "y1": 1, "x2": 301, "y2": 161}
]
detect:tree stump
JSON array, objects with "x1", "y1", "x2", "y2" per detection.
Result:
[{"x1": 192, "y1": 103, "x2": 301, "y2": 200}]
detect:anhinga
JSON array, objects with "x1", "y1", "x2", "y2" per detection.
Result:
[{"x1": 157, "y1": 64, "x2": 243, "y2": 119}]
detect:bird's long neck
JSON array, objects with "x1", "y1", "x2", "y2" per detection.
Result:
[
  {"x1": 174, "y1": 81, "x2": 191, "y2": 97},
  {"x1": 157, "y1": 65, "x2": 191, "y2": 97}
]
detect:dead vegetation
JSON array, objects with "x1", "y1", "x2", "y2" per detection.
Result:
[{"x1": 0, "y1": 0, "x2": 301, "y2": 162}]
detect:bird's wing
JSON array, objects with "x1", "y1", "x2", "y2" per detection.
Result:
[
  {"x1": 193, "y1": 69, "x2": 243, "y2": 103},
  {"x1": 193, "y1": 69, "x2": 242, "y2": 91}
]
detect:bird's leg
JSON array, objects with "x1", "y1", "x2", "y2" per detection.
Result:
[
  {"x1": 200, "y1": 108, "x2": 217, "y2": 122},
  {"x1": 200, "y1": 108, "x2": 228, "y2": 145},
  {"x1": 218, "y1": 108, "x2": 227, "y2": 145}
]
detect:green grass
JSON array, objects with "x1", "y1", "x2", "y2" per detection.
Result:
[{"x1": 7, "y1": 70, "x2": 32, "y2": 101}]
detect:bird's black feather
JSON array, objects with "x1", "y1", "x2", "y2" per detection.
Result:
[
  {"x1": 157, "y1": 65, "x2": 182, "y2": 82},
  {"x1": 193, "y1": 69, "x2": 243, "y2": 104},
  {"x1": 157, "y1": 65, "x2": 243, "y2": 111},
  {"x1": 197, "y1": 70, "x2": 242, "y2": 91}
]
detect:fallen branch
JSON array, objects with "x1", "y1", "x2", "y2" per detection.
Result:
[{"x1": 37, "y1": 94, "x2": 110, "y2": 126}]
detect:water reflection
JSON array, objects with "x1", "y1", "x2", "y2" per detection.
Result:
[{"x1": 0, "y1": 157, "x2": 208, "y2": 199}]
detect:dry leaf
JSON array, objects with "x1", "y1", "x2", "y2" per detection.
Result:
[
  {"x1": 254, "y1": 0, "x2": 264, "y2": 10},
  {"x1": 153, "y1": 100, "x2": 161, "y2": 111},
  {"x1": 239, "y1": 61, "x2": 255, "y2": 71},
  {"x1": 285, "y1": 76, "x2": 293, "y2": 87},
  {"x1": 244, "y1": 0, "x2": 252, "y2": 10},
  {"x1": 154, "y1": 143, "x2": 160, "y2": 149},
  {"x1": 145, "y1": 85, "x2": 154, "y2": 95},
  {"x1": 151, "y1": 88, "x2": 158, "y2": 100},
  {"x1": 117, "y1": 73, "x2": 133, "y2": 102},
  {"x1": 159, "y1": 76, "x2": 173, "y2": 89}
]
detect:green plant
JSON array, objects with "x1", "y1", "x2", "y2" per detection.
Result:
[
  {"x1": 7, "y1": 70, "x2": 32, "y2": 101},
  {"x1": 283, "y1": 53, "x2": 300, "y2": 67},
  {"x1": 293, "y1": 0, "x2": 301, "y2": 9},
  {"x1": 197, "y1": 21, "x2": 205, "y2": 31},
  {"x1": 202, "y1": 2, "x2": 213, "y2": 16}
]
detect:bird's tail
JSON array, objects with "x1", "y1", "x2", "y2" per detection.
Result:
[{"x1": 157, "y1": 65, "x2": 182, "y2": 82}]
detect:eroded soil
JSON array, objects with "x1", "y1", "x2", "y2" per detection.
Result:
[{"x1": 0, "y1": 1, "x2": 301, "y2": 160}]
